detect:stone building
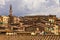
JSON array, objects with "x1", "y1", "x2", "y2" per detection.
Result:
[
  {"x1": 56, "y1": 18, "x2": 60, "y2": 35},
  {"x1": 19, "y1": 15, "x2": 59, "y2": 35},
  {"x1": 8, "y1": 5, "x2": 14, "y2": 25},
  {"x1": 0, "y1": 4, "x2": 59, "y2": 35},
  {"x1": 0, "y1": 16, "x2": 3, "y2": 26},
  {"x1": 12, "y1": 16, "x2": 20, "y2": 25},
  {"x1": 2, "y1": 16, "x2": 9, "y2": 27}
]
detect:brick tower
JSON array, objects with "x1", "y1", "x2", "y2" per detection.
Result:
[
  {"x1": 8, "y1": 4, "x2": 13, "y2": 25},
  {"x1": 9, "y1": 4, "x2": 12, "y2": 16}
]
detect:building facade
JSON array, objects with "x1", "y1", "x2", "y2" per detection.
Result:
[{"x1": 2, "y1": 16, "x2": 9, "y2": 27}]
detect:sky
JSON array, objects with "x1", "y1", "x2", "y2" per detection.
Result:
[{"x1": 0, "y1": 0, "x2": 60, "y2": 17}]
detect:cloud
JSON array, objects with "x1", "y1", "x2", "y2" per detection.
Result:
[
  {"x1": 0, "y1": 0, "x2": 60, "y2": 17},
  {"x1": 0, "y1": 0, "x2": 5, "y2": 5},
  {"x1": 17, "y1": 0, "x2": 59, "y2": 11},
  {"x1": 0, "y1": 0, "x2": 10, "y2": 5},
  {"x1": 27, "y1": 7, "x2": 60, "y2": 15},
  {"x1": 54, "y1": 0, "x2": 59, "y2": 5},
  {"x1": 0, "y1": 0, "x2": 10, "y2": 8}
]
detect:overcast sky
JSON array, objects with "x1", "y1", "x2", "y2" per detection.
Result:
[{"x1": 0, "y1": 0, "x2": 60, "y2": 17}]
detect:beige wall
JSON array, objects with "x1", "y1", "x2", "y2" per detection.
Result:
[
  {"x1": 51, "y1": 25, "x2": 59, "y2": 35},
  {"x1": 2, "y1": 16, "x2": 9, "y2": 26},
  {"x1": 13, "y1": 17, "x2": 20, "y2": 24}
]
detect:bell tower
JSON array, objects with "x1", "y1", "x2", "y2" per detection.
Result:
[
  {"x1": 9, "y1": 4, "x2": 12, "y2": 16},
  {"x1": 9, "y1": 4, "x2": 13, "y2": 25}
]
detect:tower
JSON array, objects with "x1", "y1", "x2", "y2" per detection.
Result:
[
  {"x1": 9, "y1": 4, "x2": 12, "y2": 16},
  {"x1": 8, "y1": 4, "x2": 13, "y2": 25}
]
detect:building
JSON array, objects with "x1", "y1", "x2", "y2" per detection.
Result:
[
  {"x1": 19, "y1": 15, "x2": 59, "y2": 35},
  {"x1": 13, "y1": 16, "x2": 20, "y2": 25},
  {"x1": 0, "y1": 16, "x2": 3, "y2": 26},
  {"x1": 2, "y1": 16, "x2": 9, "y2": 27},
  {"x1": 8, "y1": 4, "x2": 14, "y2": 25},
  {"x1": 0, "y1": 4, "x2": 60, "y2": 35},
  {"x1": 56, "y1": 18, "x2": 60, "y2": 35}
]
